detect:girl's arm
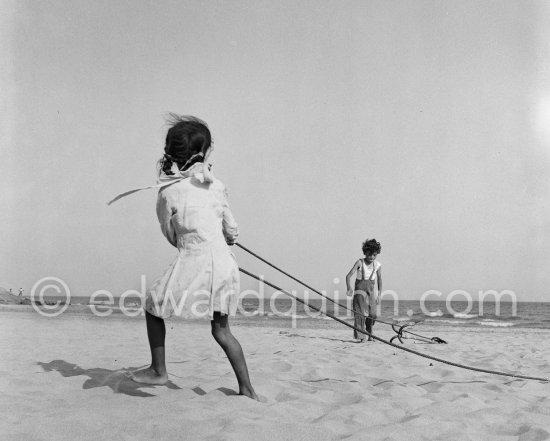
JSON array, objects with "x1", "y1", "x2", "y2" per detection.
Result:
[
  {"x1": 346, "y1": 260, "x2": 361, "y2": 296},
  {"x1": 156, "y1": 191, "x2": 177, "y2": 248},
  {"x1": 221, "y1": 187, "x2": 239, "y2": 245},
  {"x1": 376, "y1": 267, "x2": 382, "y2": 304}
]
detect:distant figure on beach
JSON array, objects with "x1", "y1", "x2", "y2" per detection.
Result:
[
  {"x1": 9, "y1": 289, "x2": 12, "y2": 294},
  {"x1": 18, "y1": 288, "x2": 23, "y2": 297},
  {"x1": 346, "y1": 239, "x2": 382, "y2": 342},
  {"x1": 128, "y1": 115, "x2": 257, "y2": 400}
]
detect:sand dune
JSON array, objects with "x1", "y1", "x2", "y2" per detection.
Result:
[{"x1": 1, "y1": 309, "x2": 549, "y2": 440}]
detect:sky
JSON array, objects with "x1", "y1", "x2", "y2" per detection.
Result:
[{"x1": 1, "y1": 0, "x2": 550, "y2": 302}]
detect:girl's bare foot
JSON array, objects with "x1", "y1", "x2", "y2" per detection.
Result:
[{"x1": 130, "y1": 366, "x2": 168, "y2": 385}]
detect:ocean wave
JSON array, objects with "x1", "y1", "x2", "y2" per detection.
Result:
[
  {"x1": 425, "y1": 310, "x2": 444, "y2": 317},
  {"x1": 453, "y1": 313, "x2": 479, "y2": 319},
  {"x1": 394, "y1": 316, "x2": 414, "y2": 322},
  {"x1": 424, "y1": 317, "x2": 516, "y2": 327},
  {"x1": 476, "y1": 320, "x2": 515, "y2": 327},
  {"x1": 266, "y1": 312, "x2": 312, "y2": 319},
  {"x1": 425, "y1": 319, "x2": 469, "y2": 325}
]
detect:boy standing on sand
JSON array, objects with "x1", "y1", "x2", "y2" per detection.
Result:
[{"x1": 346, "y1": 239, "x2": 382, "y2": 342}]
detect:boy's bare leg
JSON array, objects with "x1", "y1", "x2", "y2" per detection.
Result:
[
  {"x1": 352, "y1": 294, "x2": 367, "y2": 341},
  {"x1": 211, "y1": 312, "x2": 258, "y2": 400},
  {"x1": 131, "y1": 311, "x2": 168, "y2": 385},
  {"x1": 366, "y1": 317, "x2": 374, "y2": 341}
]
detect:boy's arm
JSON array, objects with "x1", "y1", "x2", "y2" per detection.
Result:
[{"x1": 346, "y1": 260, "x2": 361, "y2": 296}]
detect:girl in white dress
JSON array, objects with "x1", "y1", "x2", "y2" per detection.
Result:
[{"x1": 130, "y1": 115, "x2": 257, "y2": 400}]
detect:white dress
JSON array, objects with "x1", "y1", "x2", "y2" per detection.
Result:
[{"x1": 144, "y1": 163, "x2": 240, "y2": 319}]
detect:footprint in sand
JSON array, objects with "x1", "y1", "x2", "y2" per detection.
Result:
[
  {"x1": 515, "y1": 425, "x2": 550, "y2": 441},
  {"x1": 318, "y1": 390, "x2": 364, "y2": 405},
  {"x1": 265, "y1": 360, "x2": 293, "y2": 373},
  {"x1": 275, "y1": 390, "x2": 300, "y2": 402},
  {"x1": 418, "y1": 382, "x2": 445, "y2": 393},
  {"x1": 483, "y1": 383, "x2": 503, "y2": 392}
]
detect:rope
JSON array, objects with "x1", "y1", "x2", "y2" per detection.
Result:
[
  {"x1": 237, "y1": 243, "x2": 392, "y2": 326},
  {"x1": 236, "y1": 243, "x2": 436, "y2": 341},
  {"x1": 239, "y1": 267, "x2": 549, "y2": 383}
]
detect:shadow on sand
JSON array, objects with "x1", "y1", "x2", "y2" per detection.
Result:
[{"x1": 37, "y1": 360, "x2": 181, "y2": 398}]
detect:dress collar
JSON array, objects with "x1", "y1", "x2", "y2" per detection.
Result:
[
  {"x1": 158, "y1": 162, "x2": 212, "y2": 184},
  {"x1": 107, "y1": 162, "x2": 214, "y2": 206}
]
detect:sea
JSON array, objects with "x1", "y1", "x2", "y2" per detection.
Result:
[{"x1": 35, "y1": 295, "x2": 550, "y2": 330}]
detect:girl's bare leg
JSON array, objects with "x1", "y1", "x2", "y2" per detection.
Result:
[
  {"x1": 211, "y1": 312, "x2": 258, "y2": 400},
  {"x1": 131, "y1": 311, "x2": 169, "y2": 384}
]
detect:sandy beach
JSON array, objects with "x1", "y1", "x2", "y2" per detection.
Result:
[{"x1": 1, "y1": 308, "x2": 549, "y2": 441}]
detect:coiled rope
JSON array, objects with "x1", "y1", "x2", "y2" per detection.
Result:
[{"x1": 237, "y1": 256, "x2": 548, "y2": 383}]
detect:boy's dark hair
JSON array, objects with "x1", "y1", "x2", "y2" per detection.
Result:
[
  {"x1": 362, "y1": 238, "x2": 381, "y2": 255},
  {"x1": 161, "y1": 114, "x2": 212, "y2": 175}
]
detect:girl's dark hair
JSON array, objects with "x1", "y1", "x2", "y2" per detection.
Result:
[
  {"x1": 161, "y1": 114, "x2": 212, "y2": 175},
  {"x1": 362, "y1": 238, "x2": 381, "y2": 255}
]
